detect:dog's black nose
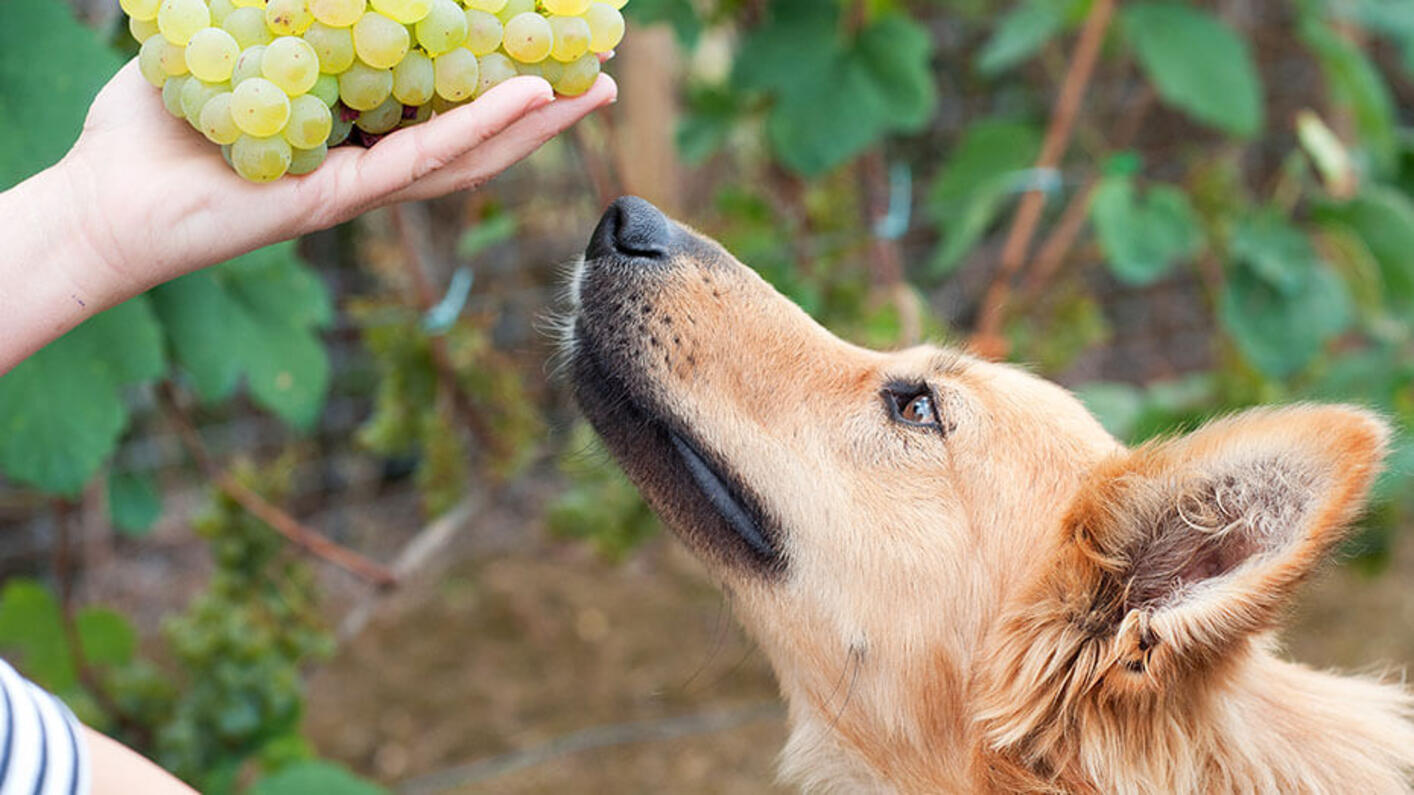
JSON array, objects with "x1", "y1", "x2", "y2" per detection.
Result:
[{"x1": 586, "y1": 196, "x2": 673, "y2": 260}]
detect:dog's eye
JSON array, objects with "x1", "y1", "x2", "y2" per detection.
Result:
[
  {"x1": 884, "y1": 386, "x2": 943, "y2": 430},
  {"x1": 902, "y1": 395, "x2": 936, "y2": 424}
]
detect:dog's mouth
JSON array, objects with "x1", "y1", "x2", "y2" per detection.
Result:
[{"x1": 569, "y1": 328, "x2": 784, "y2": 575}]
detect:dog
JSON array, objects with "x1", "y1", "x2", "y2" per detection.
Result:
[{"x1": 563, "y1": 196, "x2": 1414, "y2": 793}]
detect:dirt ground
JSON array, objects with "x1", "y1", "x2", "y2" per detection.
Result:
[{"x1": 301, "y1": 498, "x2": 1414, "y2": 794}]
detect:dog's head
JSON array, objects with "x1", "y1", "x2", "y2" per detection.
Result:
[{"x1": 565, "y1": 197, "x2": 1390, "y2": 790}]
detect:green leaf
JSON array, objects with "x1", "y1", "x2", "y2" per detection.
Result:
[
  {"x1": 75, "y1": 608, "x2": 136, "y2": 668},
  {"x1": 978, "y1": 0, "x2": 1083, "y2": 76},
  {"x1": 0, "y1": 581, "x2": 76, "y2": 693},
  {"x1": 250, "y1": 762, "x2": 388, "y2": 795},
  {"x1": 735, "y1": 3, "x2": 935, "y2": 175},
  {"x1": 678, "y1": 84, "x2": 743, "y2": 165},
  {"x1": 1300, "y1": 18, "x2": 1397, "y2": 174},
  {"x1": 150, "y1": 242, "x2": 331, "y2": 430},
  {"x1": 108, "y1": 471, "x2": 163, "y2": 536},
  {"x1": 1122, "y1": 3, "x2": 1264, "y2": 137},
  {"x1": 0, "y1": 298, "x2": 165, "y2": 495},
  {"x1": 623, "y1": 0, "x2": 703, "y2": 48},
  {"x1": 1314, "y1": 187, "x2": 1414, "y2": 311},
  {"x1": 1220, "y1": 251, "x2": 1351, "y2": 378},
  {"x1": 927, "y1": 118, "x2": 1042, "y2": 274},
  {"x1": 0, "y1": 0, "x2": 123, "y2": 189},
  {"x1": 1229, "y1": 210, "x2": 1321, "y2": 295},
  {"x1": 1091, "y1": 176, "x2": 1202, "y2": 285}
]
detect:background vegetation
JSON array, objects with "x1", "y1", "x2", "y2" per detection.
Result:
[{"x1": 2, "y1": 0, "x2": 1413, "y2": 790}]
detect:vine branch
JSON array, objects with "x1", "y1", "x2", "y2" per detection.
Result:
[
  {"x1": 970, "y1": 0, "x2": 1117, "y2": 359},
  {"x1": 158, "y1": 382, "x2": 398, "y2": 588}
]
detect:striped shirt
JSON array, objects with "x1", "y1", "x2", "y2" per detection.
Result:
[{"x1": 0, "y1": 660, "x2": 89, "y2": 795}]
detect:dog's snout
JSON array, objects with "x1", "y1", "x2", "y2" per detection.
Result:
[{"x1": 586, "y1": 196, "x2": 674, "y2": 261}]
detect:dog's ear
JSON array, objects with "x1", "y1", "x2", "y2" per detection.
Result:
[{"x1": 1065, "y1": 405, "x2": 1389, "y2": 682}]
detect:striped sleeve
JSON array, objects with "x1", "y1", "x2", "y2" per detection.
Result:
[{"x1": 0, "y1": 659, "x2": 89, "y2": 795}]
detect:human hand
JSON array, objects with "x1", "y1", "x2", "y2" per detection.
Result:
[{"x1": 59, "y1": 58, "x2": 616, "y2": 303}]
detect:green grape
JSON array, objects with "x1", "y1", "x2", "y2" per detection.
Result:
[
  {"x1": 232, "y1": 45, "x2": 267, "y2": 85},
  {"x1": 414, "y1": 0, "x2": 467, "y2": 55},
  {"x1": 355, "y1": 95, "x2": 403, "y2": 133},
  {"x1": 120, "y1": 0, "x2": 161, "y2": 22},
  {"x1": 582, "y1": 2, "x2": 623, "y2": 52},
  {"x1": 309, "y1": 0, "x2": 364, "y2": 27},
  {"x1": 337, "y1": 59, "x2": 394, "y2": 110},
  {"x1": 352, "y1": 12, "x2": 409, "y2": 69},
  {"x1": 262, "y1": 35, "x2": 320, "y2": 94},
  {"x1": 230, "y1": 0, "x2": 262, "y2": 8},
  {"x1": 222, "y1": 7, "x2": 274, "y2": 48},
  {"x1": 180, "y1": 78, "x2": 227, "y2": 124},
  {"x1": 303, "y1": 22, "x2": 355, "y2": 74},
  {"x1": 547, "y1": 15, "x2": 589, "y2": 62},
  {"x1": 462, "y1": 10, "x2": 502, "y2": 55},
  {"x1": 185, "y1": 27, "x2": 240, "y2": 82},
  {"x1": 553, "y1": 50, "x2": 598, "y2": 96},
  {"x1": 516, "y1": 57, "x2": 562, "y2": 84},
  {"x1": 288, "y1": 143, "x2": 328, "y2": 175},
  {"x1": 392, "y1": 50, "x2": 435, "y2": 105},
  {"x1": 605, "y1": 0, "x2": 626, "y2": 7},
  {"x1": 432, "y1": 47, "x2": 478, "y2": 101},
  {"x1": 129, "y1": 15, "x2": 161, "y2": 43},
  {"x1": 157, "y1": 0, "x2": 209, "y2": 45},
  {"x1": 231, "y1": 134, "x2": 292, "y2": 181},
  {"x1": 283, "y1": 94, "x2": 333, "y2": 147},
  {"x1": 369, "y1": 0, "x2": 430, "y2": 25},
  {"x1": 199, "y1": 92, "x2": 242, "y2": 144},
  {"x1": 543, "y1": 0, "x2": 589, "y2": 14},
  {"x1": 476, "y1": 52, "x2": 517, "y2": 94},
  {"x1": 502, "y1": 12, "x2": 552, "y2": 63},
  {"x1": 265, "y1": 0, "x2": 314, "y2": 35},
  {"x1": 138, "y1": 35, "x2": 174, "y2": 86},
  {"x1": 429, "y1": 93, "x2": 464, "y2": 114},
  {"x1": 463, "y1": 0, "x2": 506, "y2": 11},
  {"x1": 207, "y1": 0, "x2": 235, "y2": 25},
  {"x1": 161, "y1": 75, "x2": 189, "y2": 116},
  {"x1": 494, "y1": 0, "x2": 533, "y2": 24},
  {"x1": 310, "y1": 72, "x2": 340, "y2": 105},
  {"x1": 230, "y1": 77, "x2": 292, "y2": 136},
  {"x1": 328, "y1": 111, "x2": 353, "y2": 145}
]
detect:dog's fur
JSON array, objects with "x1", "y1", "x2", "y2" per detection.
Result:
[{"x1": 565, "y1": 200, "x2": 1414, "y2": 794}]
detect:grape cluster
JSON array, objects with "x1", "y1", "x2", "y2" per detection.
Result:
[{"x1": 125, "y1": 0, "x2": 627, "y2": 182}]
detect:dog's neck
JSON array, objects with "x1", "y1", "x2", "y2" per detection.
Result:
[{"x1": 774, "y1": 643, "x2": 1414, "y2": 793}]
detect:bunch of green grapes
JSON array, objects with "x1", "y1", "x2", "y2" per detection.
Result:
[{"x1": 126, "y1": 0, "x2": 628, "y2": 182}]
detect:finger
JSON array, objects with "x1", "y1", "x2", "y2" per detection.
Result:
[
  {"x1": 387, "y1": 74, "x2": 618, "y2": 204},
  {"x1": 304, "y1": 76, "x2": 555, "y2": 223}
]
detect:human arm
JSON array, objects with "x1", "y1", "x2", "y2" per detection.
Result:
[{"x1": 0, "y1": 59, "x2": 617, "y2": 373}]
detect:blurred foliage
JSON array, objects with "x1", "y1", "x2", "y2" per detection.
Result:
[{"x1": 5, "y1": 0, "x2": 1414, "y2": 787}]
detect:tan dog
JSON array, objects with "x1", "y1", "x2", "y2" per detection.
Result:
[{"x1": 564, "y1": 197, "x2": 1414, "y2": 794}]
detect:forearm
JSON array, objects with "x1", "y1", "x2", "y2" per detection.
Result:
[
  {"x1": 0, "y1": 160, "x2": 128, "y2": 373},
  {"x1": 84, "y1": 728, "x2": 198, "y2": 795}
]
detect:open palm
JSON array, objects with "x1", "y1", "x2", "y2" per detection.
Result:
[{"x1": 63, "y1": 59, "x2": 617, "y2": 297}]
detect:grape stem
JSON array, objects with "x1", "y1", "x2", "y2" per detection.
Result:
[
  {"x1": 157, "y1": 382, "x2": 399, "y2": 588},
  {"x1": 970, "y1": 0, "x2": 1117, "y2": 360}
]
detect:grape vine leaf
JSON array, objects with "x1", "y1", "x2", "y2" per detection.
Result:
[
  {"x1": 732, "y1": 1, "x2": 935, "y2": 175},
  {"x1": 977, "y1": 0, "x2": 1089, "y2": 76},
  {"x1": 1092, "y1": 175, "x2": 1202, "y2": 286},
  {"x1": 150, "y1": 242, "x2": 332, "y2": 430},
  {"x1": 1314, "y1": 187, "x2": 1414, "y2": 313},
  {"x1": 0, "y1": 298, "x2": 165, "y2": 495},
  {"x1": 250, "y1": 761, "x2": 387, "y2": 795},
  {"x1": 109, "y1": 470, "x2": 163, "y2": 537},
  {"x1": 1300, "y1": 18, "x2": 1397, "y2": 175},
  {"x1": 1121, "y1": 3, "x2": 1264, "y2": 138},
  {"x1": 1219, "y1": 214, "x2": 1351, "y2": 378},
  {"x1": 0, "y1": 0, "x2": 122, "y2": 189},
  {"x1": 927, "y1": 118, "x2": 1042, "y2": 275}
]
